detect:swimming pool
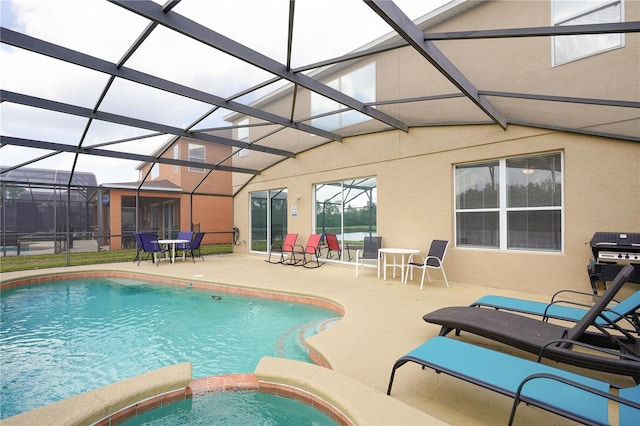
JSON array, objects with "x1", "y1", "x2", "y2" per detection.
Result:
[
  {"x1": 0, "y1": 276, "x2": 340, "y2": 419},
  {"x1": 121, "y1": 391, "x2": 337, "y2": 425}
]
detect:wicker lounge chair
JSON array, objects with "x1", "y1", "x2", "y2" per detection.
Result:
[
  {"x1": 423, "y1": 265, "x2": 640, "y2": 379},
  {"x1": 471, "y1": 290, "x2": 640, "y2": 332},
  {"x1": 387, "y1": 336, "x2": 640, "y2": 425}
]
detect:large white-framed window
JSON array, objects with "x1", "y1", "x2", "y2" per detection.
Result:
[
  {"x1": 311, "y1": 62, "x2": 376, "y2": 131},
  {"x1": 455, "y1": 152, "x2": 563, "y2": 252},
  {"x1": 552, "y1": 0, "x2": 624, "y2": 66},
  {"x1": 188, "y1": 143, "x2": 205, "y2": 173}
]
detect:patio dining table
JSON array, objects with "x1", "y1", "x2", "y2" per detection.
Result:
[
  {"x1": 157, "y1": 239, "x2": 191, "y2": 263},
  {"x1": 378, "y1": 248, "x2": 421, "y2": 284}
]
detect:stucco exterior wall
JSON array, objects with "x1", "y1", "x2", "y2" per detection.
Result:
[{"x1": 233, "y1": 124, "x2": 639, "y2": 294}]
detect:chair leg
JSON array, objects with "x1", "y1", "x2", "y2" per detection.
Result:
[
  {"x1": 441, "y1": 267, "x2": 449, "y2": 288},
  {"x1": 420, "y1": 268, "x2": 428, "y2": 290}
]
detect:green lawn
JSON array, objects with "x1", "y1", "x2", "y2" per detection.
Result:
[{"x1": 0, "y1": 244, "x2": 232, "y2": 273}]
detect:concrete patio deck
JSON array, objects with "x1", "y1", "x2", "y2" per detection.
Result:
[{"x1": 1, "y1": 253, "x2": 635, "y2": 425}]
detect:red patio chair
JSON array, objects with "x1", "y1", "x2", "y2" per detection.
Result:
[
  {"x1": 266, "y1": 233, "x2": 299, "y2": 264},
  {"x1": 324, "y1": 233, "x2": 352, "y2": 261},
  {"x1": 300, "y1": 234, "x2": 324, "y2": 268}
]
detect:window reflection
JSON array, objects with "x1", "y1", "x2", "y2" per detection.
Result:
[
  {"x1": 314, "y1": 177, "x2": 377, "y2": 262},
  {"x1": 311, "y1": 63, "x2": 376, "y2": 131},
  {"x1": 552, "y1": 0, "x2": 622, "y2": 65}
]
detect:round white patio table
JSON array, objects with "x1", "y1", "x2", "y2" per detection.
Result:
[
  {"x1": 378, "y1": 248, "x2": 421, "y2": 283},
  {"x1": 157, "y1": 239, "x2": 191, "y2": 263}
]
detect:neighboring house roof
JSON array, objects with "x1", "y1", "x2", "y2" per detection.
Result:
[
  {"x1": 100, "y1": 179, "x2": 183, "y2": 192},
  {"x1": 1, "y1": 0, "x2": 638, "y2": 195},
  {"x1": 0, "y1": 167, "x2": 98, "y2": 189}
]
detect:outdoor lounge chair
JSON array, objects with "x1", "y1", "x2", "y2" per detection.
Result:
[
  {"x1": 265, "y1": 233, "x2": 299, "y2": 264},
  {"x1": 404, "y1": 239, "x2": 449, "y2": 289},
  {"x1": 324, "y1": 233, "x2": 352, "y2": 261},
  {"x1": 422, "y1": 265, "x2": 640, "y2": 379},
  {"x1": 387, "y1": 336, "x2": 640, "y2": 426},
  {"x1": 355, "y1": 236, "x2": 382, "y2": 277},
  {"x1": 471, "y1": 290, "x2": 640, "y2": 333},
  {"x1": 138, "y1": 232, "x2": 166, "y2": 266}
]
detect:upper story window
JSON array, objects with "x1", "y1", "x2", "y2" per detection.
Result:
[
  {"x1": 237, "y1": 118, "x2": 249, "y2": 158},
  {"x1": 188, "y1": 143, "x2": 205, "y2": 173},
  {"x1": 455, "y1": 152, "x2": 563, "y2": 252},
  {"x1": 552, "y1": 0, "x2": 624, "y2": 66},
  {"x1": 311, "y1": 62, "x2": 375, "y2": 131},
  {"x1": 173, "y1": 145, "x2": 179, "y2": 173}
]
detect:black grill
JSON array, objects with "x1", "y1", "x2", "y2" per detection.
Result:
[{"x1": 588, "y1": 232, "x2": 640, "y2": 294}]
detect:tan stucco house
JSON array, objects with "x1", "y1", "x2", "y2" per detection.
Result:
[{"x1": 229, "y1": 0, "x2": 639, "y2": 295}]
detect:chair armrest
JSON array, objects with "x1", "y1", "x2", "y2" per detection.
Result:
[
  {"x1": 509, "y1": 372, "x2": 640, "y2": 425},
  {"x1": 541, "y1": 299, "x2": 594, "y2": 319},
  {"x1": 551, "y1": 289, "x2": 620, "y2": 305},
  {"x1": 537, "y1": 338, "x2": 640, "y2": 363}
]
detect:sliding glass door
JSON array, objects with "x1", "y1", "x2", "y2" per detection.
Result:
[{"x1": 250, "y1": 189, "x2": 288, "y2": 252}]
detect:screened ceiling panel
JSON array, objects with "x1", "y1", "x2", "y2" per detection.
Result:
[
  {"x1": 1, "y1": 49, "x2": 111, "y2": 108},
  {"x1": 192, "y1": 107, "x2": 241, "y2": 132},
  {"x1": 95, "y1": 134, "x2": 171, "y2": 156},
  {"x1": 73, "y1": 154, "x2": 143, "y2": 184},
  {"x1": 82, "y1": 121, "x2": 163, "y2": 148},
  {"x1": 380, "y1": 96, "x2": 493, "y2": 127},
  {"x1": 173, "y1": 0, "x2": 291, "y2": 66},
  {"x1": 329, "y1": 114, "x2": 399, "y2": 138},
  {"x1": 3, "y1": 0, "x2": 149, "y2": 63},
  {"x1": 98, "y1": 78, "x2": 213, "y2": 128},
  {"x1": 0, "y1": 103, "x2": 88, "y2": 144},
  {"x1": 1, "y1": 0, "x2": 637, "y2": 196},
  {"x1": 3, "y1": 152, "x2": 78, "y2": 183},
  {"x1": 486, "y1": 97, "x2": 640, "y2": 140},
  {"x1": 251, "y1": 126, "x2": 333, "y2": 154},
  {"x1": 124, "y1": 25, "x2": 279, "y2": 99},
  {"x1": 0, "y1": 146, "x2": 64, "y2": 173},
  {"x1": 231, "y1": 149, "x2": 290, "y2": 174}
]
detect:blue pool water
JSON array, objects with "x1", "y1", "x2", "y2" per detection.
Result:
[
  {"x1": 0, "y1": 277, "x2": 339, "y2": 419},
  {"x1": 122, "y1": 391, "x2": 336, "y2": 426}
]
